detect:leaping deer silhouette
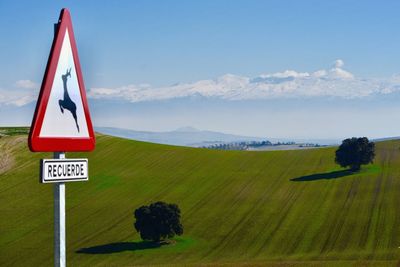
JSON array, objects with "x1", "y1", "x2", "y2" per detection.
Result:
[{"x1": 59, "y1": 68, "x2": 80, "y2": 132}]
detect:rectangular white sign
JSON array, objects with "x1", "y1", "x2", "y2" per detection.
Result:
[{"x1": 41, "y1": 158, "x2": 88, "y2": 183}]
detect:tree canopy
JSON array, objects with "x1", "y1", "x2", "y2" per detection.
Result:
[
  {"x1": 335, "y1": 137, "x2": 375, "y2": 171},
  {"x1": 134, "y1": 201, "x2": 183, "y2": 242}
]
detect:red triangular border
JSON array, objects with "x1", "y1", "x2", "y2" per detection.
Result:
[{"x1": 29, "y1": 8, "x2": 95, "y2": 152}]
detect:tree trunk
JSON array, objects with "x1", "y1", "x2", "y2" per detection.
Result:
[{"x1": 350, "y1": 164, "x2": 361, "y2": 172}]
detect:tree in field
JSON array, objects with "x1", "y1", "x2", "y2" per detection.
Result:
[
  {"x1": 134, "y1": 201, "x2": 183, "y2": 242},
  {"x1": 335, "y1": 137, "x2": 375, "y2": 172}
]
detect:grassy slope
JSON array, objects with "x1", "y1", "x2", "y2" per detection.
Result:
[{"x1": 1, "y1": 133, "x2": 400, "y2": 266}]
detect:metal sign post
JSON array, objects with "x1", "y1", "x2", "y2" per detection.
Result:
[
  {"x1": 54, "y1": 152, "x2": 66, "y2": 267},
  {"x1": 28, "y1": 9, "x2": 95, "y2": 267}
]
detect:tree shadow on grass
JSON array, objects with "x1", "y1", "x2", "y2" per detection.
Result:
[
  {"x1": 291, "y1": 169, "x2": 354, "y2": 182},
  {"x1": 76, "y1": 241, "x2": 161, "y2": 254}
]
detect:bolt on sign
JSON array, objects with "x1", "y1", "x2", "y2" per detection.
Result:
[{"x1": 28, "y1": 8, "x2": 95, "y2": 267}]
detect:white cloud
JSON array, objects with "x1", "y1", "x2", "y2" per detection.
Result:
[
  {"x1": 15, "y1": 79, "x2": 38, "y2": 89},
  {"x1": 334, "y1": 59, "x2": 345, "y2": 68},
  {"x1": 260, "y1": 70, "x2": 310, "y2": 79},
  {"x1": 0, "y1": 88, "x2": 36, "y2": 106},
  {"x1": 2, "y1": 60, "x2": 400, "y2": 107},
  {"x1": 329, "y1": 67, "x2": 354, "y2": 79},
  {"x1": 11, "y1": 95, "x2": 35, "y2": 106},
  {"x1": 88, "y1": 59, "x2": 398, "y2": 102},
  {"x1": 312, "y1": 70, "x2": 327, "y2": 77},
  {"x1": 0, "y1": 79, "x2": 39, "y2": 106}
]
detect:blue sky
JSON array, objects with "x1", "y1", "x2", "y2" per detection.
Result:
[
  {"x1": 1, "y1": 1, "x2": 400, "y2": 139},
  {"x1": 2, "y1": 0, "x2": 400, "y2": 87}
]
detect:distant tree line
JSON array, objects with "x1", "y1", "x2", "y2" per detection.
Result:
[
  {"x1": 299, "y1": 143, "x2": 322, "y2": 148},
  {"x1": 203, "y1": 140, "x2": 272, "y2": 150},
  {"x1": 203, "y1": 140, "x2": 305, "y2": 150}
]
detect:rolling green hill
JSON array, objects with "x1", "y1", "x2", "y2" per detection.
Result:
[{"x1": 1, "y1": 132, "x2": 400, "y2": 266}]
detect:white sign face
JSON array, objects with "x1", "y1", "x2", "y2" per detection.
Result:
[
  {"x1": 41, "y1": 158, "x2": 88, "y2": 183},
  {"x1": 39, "y1": 30, "x2": 89, "y2": 138}
]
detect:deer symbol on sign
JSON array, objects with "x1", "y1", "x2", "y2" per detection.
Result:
[{"x1": 59, "y1": 68, "x2": 80, "y2": 132}]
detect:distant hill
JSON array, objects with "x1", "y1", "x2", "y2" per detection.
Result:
[
  {"x1": 1, "y1": 134, "x2": 400, "y2": 266},
  {"x1": 96, "y1": 126, "x2": 339, "y2": 147},
  {"x1": 372, "y1": 136, "x2": 400, "y2": 142},
  {"x1": 95, "y1": 126, "x2": 267, "y2": 147}
]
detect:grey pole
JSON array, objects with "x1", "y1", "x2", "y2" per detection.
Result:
[
  {"x1": 54, "y1": 152, "x2": 66, "y2": 267},
  {"x1": 52, "y1": 22, "x2": 66, "y2": 267}
]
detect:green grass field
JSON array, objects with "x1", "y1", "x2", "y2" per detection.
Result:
[
  {"x1": 1, "y1": 131, "x2": 400, "y2": 266},
  {"x1": 0, "y1": 127, "x2": 29, "y2": 136}
]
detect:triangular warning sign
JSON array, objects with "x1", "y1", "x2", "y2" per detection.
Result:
[{"x1": 29, "y1": 9, "x2": 95, "y2": 152}]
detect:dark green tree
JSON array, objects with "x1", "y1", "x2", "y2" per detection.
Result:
[
  {"x1": 134, "y1": 201, "x2": 183, "y2": 242},
  {"x1": 335, "y1": 137, "x2": 375, "y2": 172}
]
